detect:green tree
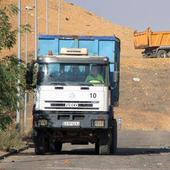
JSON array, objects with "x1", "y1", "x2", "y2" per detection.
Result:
[
  {"x1": 0, "y1": 3, "x2": 30, "y2": 51},
  {"x1": 0, "y1": 3, "x2": 28, "y2": 130},
  {"x1": 0, "y1": 3, "x2": 18, "y2": 51},
  {"x1": 0, "y1": 57, "x2": 26, "y2": 130}
]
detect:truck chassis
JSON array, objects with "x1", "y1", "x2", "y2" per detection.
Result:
[{"x1": 33, "y1": 110, "x2": 117, "y2": 155}]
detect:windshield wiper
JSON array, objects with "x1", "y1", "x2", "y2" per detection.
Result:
[
  {"x1": 79, "y1": 83, "x2": 94, "y2": 86},
  {"x1": 50, "y1": 82, "x2": 66, "y2": 86}
]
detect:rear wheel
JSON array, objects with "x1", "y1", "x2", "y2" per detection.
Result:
[
  {"x1": 157, "y1": 50, "x2": 167, "y2": 58},
  {"x1": 110, "y1": 119, "x2": 117, "y2": 154}
]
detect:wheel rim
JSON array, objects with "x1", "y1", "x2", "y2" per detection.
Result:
[{"x1": 158, "y1": 50, "x2": 167, "y2": 58}]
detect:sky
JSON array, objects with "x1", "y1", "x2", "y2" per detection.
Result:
[{"x1": 65, "y1": 0, "x2": 170, "y2": 31}]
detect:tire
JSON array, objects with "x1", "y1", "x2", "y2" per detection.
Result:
[
  {"x1": 167, "y1": 51, "x2": 170, "y2": 58},
  {"x1": 34, "y1": 131, "x2": 46, "y2": 155},
  {"x1": 110, "y1": 119, "x2": 117, "y2": 154},
  {"x1": 157, "y1": 50, "x2": 167, "y2": 58},
  {"x1": 98, "y1": 132, "x2": 111, "y2": 155},
  {"x1": 95, "y1": 141, "x2": 99, "y2": 154},
  {"x1": 49, "y1": 141, "x2": 62, "y2": 153},
  {"x1": 54, "y1": 142, "x2": 62, "y2": 153}
]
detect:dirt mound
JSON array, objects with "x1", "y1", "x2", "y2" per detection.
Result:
[
  {"x1": 115, "y1": 58, "x2": 170, "y2": 131},
  {"x1": 0, "y1": 0, "x2": 140, "y2": 58},
  {"x1": 1, "y1": 0, "x2": 170, "y2": 131}
]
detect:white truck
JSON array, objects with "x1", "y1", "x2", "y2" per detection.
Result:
[{"x1": 27, "y1": 35, "x2": 120, "y2": 155}]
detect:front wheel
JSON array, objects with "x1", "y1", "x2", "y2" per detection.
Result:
[
  {"x1": 96, "y1": 132, "x2": 111, "y2": 155},
  {"x1": 54, "y1": 142, "x2": 62, "y2": 153},
  {"x1": 167, "y1": 51, "x2": 170, "y2": 58},
  {"x1": 49, "y1": 141, "x2": 62, "y2": 153},
  {"x1": 99, "y1": 139, "x2": 110, "y2": 155},
  {"x1": 34, "y1": 131, "x2": 46, "y2": 155}
]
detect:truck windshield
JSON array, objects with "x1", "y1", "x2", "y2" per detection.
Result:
[{"x1": 37, "y1": 63, "x2": 108, "y2": 86}]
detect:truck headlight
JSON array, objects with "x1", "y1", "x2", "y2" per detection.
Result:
[
  {"x1": 38, "y1": 119, "x2": 48, "y2": 126},
  {"x1": 92, "y1": 120, "x2": 105, "y2": 127}
]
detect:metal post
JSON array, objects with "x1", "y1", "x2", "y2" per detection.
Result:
[
  {"x1": 16, "y1": 0, "x2": 21, "y2": 129},
  {"x1": 24, "y1": 92, "x2": 27, "y2": 131},
  {"x1": 46, "y1": 0, "x2": 48, "y2": 34},
  {"x1": 24, "y1": 8, "x2": 28, "y2": 131},
  {"x1": 34, "y1": 0, "x2": 38, "y2": 60},
  {"x1": 25, "y1": 9, "x2": 28, "y2": 64},
  {"x1": 57, "y1": 0, "x2": 61, "y2": 34},
  {"x1": 24, "y1": 6, "x2": 33, "y2": 131},
  {"x1": 17, "y1": 0, "x2": 21, "y2": 64}
]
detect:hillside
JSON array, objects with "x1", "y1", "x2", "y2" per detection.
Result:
[
  {"x1": 0, "y1": 0, "x2": 140, "y2": 58},
  {"x1": 116, "y1": 58, "x2": 170, "y2": 131},
  {"x1": 1, "y1": 0, "x2": 170, "y2": 131}
]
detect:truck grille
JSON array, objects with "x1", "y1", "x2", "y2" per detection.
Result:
[{"x1": 44, "y1": 101, "x2": 99, "y2": 110}]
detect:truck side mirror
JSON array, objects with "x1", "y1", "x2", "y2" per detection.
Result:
[
  {"x1": 109, "y1": 86, "x2": 114, "y2": 90},
  {"x1": 113, "y1": 71, "x2": 119, "y2": 82}
]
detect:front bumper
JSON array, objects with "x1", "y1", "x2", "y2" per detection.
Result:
[{"x1": 33, "y1": 111, "x2": 109, "y2": 129}]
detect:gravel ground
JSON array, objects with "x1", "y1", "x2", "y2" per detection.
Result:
[{"x1": 0, "y1": 130, "x2": 170, "y2": 170}]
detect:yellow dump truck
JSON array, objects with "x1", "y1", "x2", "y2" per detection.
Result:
[{"x1": 134, "y1": 28, "x2": 170, "y2": 58}]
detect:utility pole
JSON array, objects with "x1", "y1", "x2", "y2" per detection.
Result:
[
  {"x1": 57, "y1": 0, "x2": 61, "y2": 34},
  {"x1": 24, "y1": 6, "x2": 33, "y2": 131},
  {"x1": 46, "y1": 0, "x2": 48, "y2": 34},
  {"x1": 17, "y1": 0, "x2": 21, "y2": 129},
  {"x1": 35, "y1": 0, "x2": 38, "y2": 60},
  {"x1": 25, "y1": 6, "x2": 33, "y2": 64}
]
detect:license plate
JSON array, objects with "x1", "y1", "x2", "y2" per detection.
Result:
[
  {"x1": 62, "y1": 121, "x2": 80, "y2": 127},
  {"x1": 65, "y1": 103, "x2": 78, "y2": 108}
]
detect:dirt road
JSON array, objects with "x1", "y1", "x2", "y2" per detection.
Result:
[{"x1": 0, "y1": 130, "x2": 170, "y2": 170}]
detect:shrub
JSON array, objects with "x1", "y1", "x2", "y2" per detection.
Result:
[
  {"x1": 0, "y1": 2, "x2": 29, "y2": 131},
  {"x1": 0, "y1": 129, "x2": 26, "y2": 151},
  {"x1": 0, "y1": 57, "x2": 26, "y2": 130}
]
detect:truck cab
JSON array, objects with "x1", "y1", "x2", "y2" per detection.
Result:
[{"x1": 28, "y1": 35, "x2": 120, "y2": 155}]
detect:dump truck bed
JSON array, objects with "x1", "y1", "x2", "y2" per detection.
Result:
[{"x1": 134, "y1": 28, "x2": 170, "y2": 49}]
